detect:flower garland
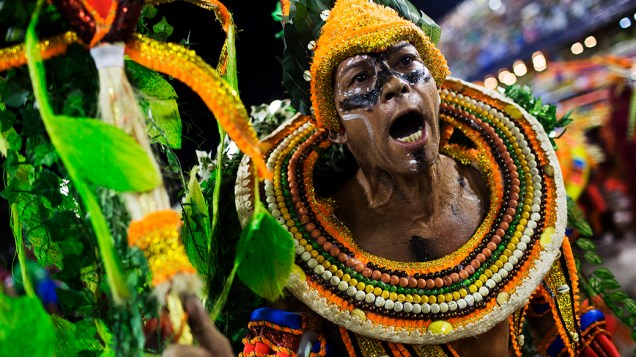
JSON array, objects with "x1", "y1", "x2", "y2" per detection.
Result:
[{"x1": 236, "y1": 78, "x2": 568, "y2": 344}]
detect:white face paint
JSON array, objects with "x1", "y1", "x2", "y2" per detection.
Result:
[{"x1": 341, "y1": 113, "x2": 375, "y2": 145}]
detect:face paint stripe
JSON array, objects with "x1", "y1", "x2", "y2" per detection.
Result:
[{"x1": 341, "y1": 113, "x2": 375, "y2": 145}]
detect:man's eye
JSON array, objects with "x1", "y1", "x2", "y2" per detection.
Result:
[
  {"x1": 400, "y1": 56, "x2": 413, "y2": 66},
  {"x1": 354, "y1": 73, "x2": 368, "y2": 83}
]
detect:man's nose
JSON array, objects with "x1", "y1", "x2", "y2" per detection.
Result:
[{"x1": 380, "y1": 74, "x2": 410, "y2": 102}]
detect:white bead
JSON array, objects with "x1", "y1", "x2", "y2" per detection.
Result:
[
  {"x1": 513, "y1": 249, "x2": 524, "y2": 259},
  {"x1": 532, "y1": 175, "x2": 542, "y2": 183},
  {"x1": 421, "y1": 303, "x2": 431, "y2": 313},
  {"x1": 457, "y1": 299, "x2": 467, "y2": 309},
  {"x1": 517, "y1": 242, "x2": 527, "y2": 251},
  {"x1": 301, "y1": 251, "x2": 311, "y2": 261},
  {"x1": 508, "y1": 256, "x2": 518, "y2": 265},
  {"x1": 512, "y1": 127, "x2": 520, "y2": 135},
  {"x1": 365, "y1": 292, "x2": 376, "y2": 304},
  {"x1": 557, "y1": 284, "x2": 570, "y2": 294},
  {"x1": 276, "y1": 216, "x2": 286, "y2": 225},
  {"x1": 394, "y1": 301, "x2": 404, "y2": 312},
  {"x1": 439, "y1": 302, "x2": 449, "y2": 313},
  {"x1": 330, "y1": 276, "x2": 340, "y2": 286},
  {"x1": 479, "y1": 286, "x2": 490, "y2": 297},
  {"x1": 492, "y1": 272, "x2": 502, "y2": 283},
  {"x1": 347, "y1": 286, "x2": 357, "y2": 296},
  {"x1": 499, "y1": 268, "x2": 509, "y2": 278},
  {"x1": 403, "y1": 302, "x2": 413, "y2": 313},
  {"x1": 314, "y1": 265, "x2": 325, "y2": 275},
  {"x1": 412, "y1": 303, "x2": 422, "y2": 314},
  {"x1": 465, "y1": 295, "x2": 475, "y2": 306},
  {"x1": 307, "y1": 40, "x2": 316, "y2": 51},
  {"x1": 338, "y1": 281, "x2": 348, "y2": 291},
  {"x1": 448, "y1": 301, "x2": 458, "y2": 311},
  {"x1": 527, "y1": 220, "x2": 537, "y2": 230},
  {"x1": 272, "y1": 210, "x2": 281, "y2": 217},
  {"x1": 529, "y1": 161, "x2": 537, "y2": 169},
  {"x1": 430, "y1": 303, "x2": 440, "y2": 314},
  {"x1": 504, "y1": 262, "x2": 514, "y2": 271},
  {"x1": 320, "y1": 9, "x2": 330, "y2": 21},
  {"x1": 321, "y1": 270, "x2": 332, "y2": 280},
  {"x1": 521, "y1": 235, "x2": 531, "y2": 244},
  {"x1": 524, "y1": 228, "x2": 534, "y2": 236},
  {"x1": 375, "y1": 296, "x2": 385, "y2": 307},
  {"x1": 307, "y1": 258, "x2": 317, "y2": 268},
  {"x1": 295, "y1": 244, "x2": 305, "y2": 255},
  {"x1": 531, "y1": 212, "x2": 541, "y2": 221},
  {"x1": 486, "y1": 279, "x2": 496, "y2": 289},
  {"x1": 303, "y1": 70, "x2": 311, "y2": 82},
  {"x1": 530, "y1": 167, "x2": 539, "y2": 175},
  {"x1": 473, "y1": 292, "x2": 484, "y2": 302},
  {"x1": 533, "y1": 182, "x2": 542, "y2": 191},
  {"x1": 384, "y1": 299, "x2": 395, "y2": 310},
  {"x1": 355, "y1": 290, "x2": 366, "y2": 301}
]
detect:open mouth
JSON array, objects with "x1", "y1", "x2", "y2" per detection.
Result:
[{"x1": 389, "y1": 111, "x2": 424, "y2": 143}]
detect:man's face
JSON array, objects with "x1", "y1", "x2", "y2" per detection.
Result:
[{"x1": 332, "y1": 42, "x2": 441, "y2": 175}]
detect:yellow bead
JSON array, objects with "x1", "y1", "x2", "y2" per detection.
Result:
[
  {"x1": 469, "y1": 285, "x2": 477, "y2": 293},
  {"x1": 299, "y1": 239, "x2": 307, "y2": 246},
  {"x1": 349, "y1": 279, "x2": 358, "y2": 287},
  {"x1": 418, "y1": 295, "x2": 427, "y2": 304},
  {"x1": 310, "y1": 250, "x2": 318, "y2": 257},
  {"x1": 428, "y1": 320, "x2": 453, "y2": 335},
  {"x1": 322, "y1": 260, "x2": 331, "y2": 268},
  {"x1": 389, "y1": 292, "x2": 398, "y2": 301},
  {"x1": 459, "y1": 288, "x2": 468, "y2": 298},
  {"x1": 412, "y1": 294, "x2": 421, "y2": 303},
  {"x1": 495, "y1": 260, "x2": 504, "y2": 268},
  {"x1": 428, "y1": 295, "x2": 437, "y2": 304},
  {"x1": 490, "y1": 265, "x2": 499, "y2": 273},
  {"x1": 335, "y1": 270, "x2": 344, "y2": 278},
  {"x1": 357, "y1": 282, "x2": 366, "y2": 290},
  {"x1": 500, "y1": 255, "x2": 508, "y2": 263},
  {"x1": 330, "y1": 265, "x2": 338, "y2": 273},
  {"x1": 343, "y1": 274, "x2": 351, "y2": 282},
  {"x1": 397, "y1": 294, "x2": 406, "y2": 303},
  {"x1": 452, "y1": 291, "x2": 461, "y2": 300},
  {"x1": 475, "y1": 280, "x2": 483, "y2": 288},
  {"x1": 316, "y1": 255, "x2": 325, "y2": 263},
  {"x1": 374, "y1": 287, "x2": 382, "y2": 296},
  {"x1": 480, "y1": 274, "x2": 488, "y2": 283},
  {"x1": 445, "y1": 293, "x2": 453, "y2": 302},
  {"x1": 484, "y1": 269, "x2": 493, "y2": 278},
  {"x1": 381, "y1": 290, "x2": 390, "y2": 299}
]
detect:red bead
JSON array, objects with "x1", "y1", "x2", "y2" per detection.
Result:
[
  {"x1": 426, "y1": 279, "x2": 435, "y2": 289},
  {"x1": 465, "y1": 265, "x2": 475, "y2": 274},
  {"x1": 305, "y1": 223, "x2": 316, "y2": 232},
  {"x1": 492, "y1": 235, "x2": 502, "y2": 244},
  {"x1": 323, "y1": 242, "x2": 333, "y2": 251},
  {"x1": 381, "y1": 273, "x2": 391, "y2": 283},
  {"x1": 311, "y1": 230, "x2": 321, "y2": 239},
  {"x1": 443, "y1": 276, "x2": 453, "y2": 286},
  {"x1": 434, "y1": 277, "x2": 444, "y2": 288},
  {"x1": 399, "y1": 277, "x2": 409, "y2": 287},
  {"x1": 482, "y1": 248, "x2": 492, "y2": 257},
  {"x1": 451, "y1": 273, "x2": 460, "y2": 283},
  {"x1": 362, "y1": 268, "x2": 372, "y2": 278},
  {"x1": 390, "y1": 275, "x2": 400, "y2": 286},
  {"x1": 354, "y1": 263, "x2": 365, "y2": 273},
  {"x1": 372, "y1": 270, "x2": 382, "y2": 280},
  {"x1": 459, "y1": 270, "x2": 469, "y2": 279},
  {"x1": 338, "y1": 253, "x2": 348, "y2": 262},
  {"x1": 417, "y1": 279, "x2": 426, "y2": 288},
  {"x1": 408, "y1": 278, "x2": 418, "y2": 288},
  {"x1": 330, "y1": 247, "x2": 340, "y2": 257},
  {"x1": 476, "y1": 253, "x2": 486, "y2": 263},
  {"x1": 317, "y1": 236, "x2": 327, "y2": 245},
  {"x1": 487, "y1": 242, "x2": 497, "y2": 251}
]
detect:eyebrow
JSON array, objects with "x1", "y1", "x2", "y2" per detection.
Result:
[
  {"x1": 383, "y1": 42, "x2": 412, "y2": 56},
  {"x1": 338, "y1": 59, "x2": 374, "y2": 80}
]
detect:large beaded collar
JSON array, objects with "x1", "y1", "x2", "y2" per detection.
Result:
[{"x1": 235, "y1": 78, "x2": 567, "y2": 344}]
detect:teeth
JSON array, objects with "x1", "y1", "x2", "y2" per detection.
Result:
[{"x1": 397, "y1": 127, "x2": 423, "y2": 143}]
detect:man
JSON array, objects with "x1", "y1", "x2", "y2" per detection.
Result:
[{"x1": 167, "y1": 0, "x2": 618, "y2": 356}]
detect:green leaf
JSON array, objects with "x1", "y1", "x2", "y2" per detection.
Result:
[
  {"x1": 576, "y1": 238, "x2": 596, "y2": 251},
  {"x1": 141, "y1": 5, "x2": 158, "y2": 19},
  {"x1": 29, "y1": 233, "x2": 64, "y2": 269},
  {"x1": 182, "y1": 167, "x2": 212, "y2": 275},
  {"x1": 0, "y1": 293, "x2": 55, "y2": 357},
  {"x1": 144, "y1": 99, "x2": 182, "y2": 149},
  {"x1": 567, "y1": 196, "x2": 593, "y2": 237},
  {"x1": 236, "y1": 202, "x2": 295, "y2": 301},
  {"x1": 125, "y1": 61, "x2": 177, "y2": 100},
  {"x1": 583, "y1": 250, "x2": 603, "y2": 265},
  {"x1": 32, "y1": 169, "x2": 63, "y2": 207},
  {"x1": 599, "y1": 278, "x2": 621, "y2": 291},
  {"x1": 592, "y1": 268, "x2": 615, "y2": 281},
  {"x1": 624, "y1": 298, "x2": 636, "y2": 315},
  {"x1": 152, "y1": 16, "x2": 174, "y2": 41},
  {"x1": 51, "y1": 317, "x2": 102, "y2": 356},
  {"x1": 31, "y1": 141, "x2": 58, "y2": 167},
  {"x1": 47, "y1": 116, "x2": 161, "y2": 192},
  {"x1": 608, "y1": 291, "x2": 629, "y2": 303}
]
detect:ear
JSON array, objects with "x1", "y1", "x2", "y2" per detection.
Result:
[{"x1": 328, "y1": 128, "x2": 348, "y2": 144}]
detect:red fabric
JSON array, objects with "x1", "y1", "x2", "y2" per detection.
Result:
[
  {"x1": 593, "y1": 334, "x2": 621, "y2": 357},
  {"x1": 582, "y1": 346, "x2": 599, "y2": 357},
  {"x1": 254, "y1": 342, "x2": 272, "y2": 354},
  {"x1": 84, "y1": 0, "x2": 113, "y2": 19},
  {"x1": 243, "y1": 343, "x2": 255, "y2": 353}
]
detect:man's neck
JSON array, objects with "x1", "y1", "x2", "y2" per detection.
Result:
[{"x1": 355, "y1": 155, "x2": 449, "y2": 214}]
